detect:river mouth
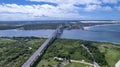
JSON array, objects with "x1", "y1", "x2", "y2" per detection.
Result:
[{"x1": 0, "y1": 24, "x2": 120, "y2": 44}]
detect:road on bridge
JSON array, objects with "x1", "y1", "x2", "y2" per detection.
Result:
[{"x1": 22, "y1": 25, "x2": 63, "y2": 67}]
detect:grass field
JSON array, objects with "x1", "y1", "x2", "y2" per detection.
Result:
[
  {"x1": 36, "y1": 58, "x2": 93, "y2": 67},
  {"x1": 97, "y1": 43, "x2": 120, "y2": 67},
  {"x1": 0, "y1": 38, "x2": 120, "y2": 67},
  {"x1": 37, "y1": 39, "x2": 120, "y2": 67},
  {"x1": 64, "y1": 62, "x2": 93, "y2": 67},
  {"x1": 0, "y1": 37, "x2": 46, "y2": 67},
  {"x1": 37, "y1": 58, "x2": 60, "y2": 67}
]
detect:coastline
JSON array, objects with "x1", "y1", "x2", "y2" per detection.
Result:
[
  {"x1": 60, "y1": 38, "x2": 120, "y2": 45},
  {"x1": 83, "y1": 23, "x2": 120, "y2": 30},
  {"x1": 1, "y1": 23, "x2": 120, "y2": 44},
  {"x1": 1, "y1": 36, "x2": 120, "y2": 45},
  {"x1": 83, "y1": 26, "x2": 90, "y2": 30}
]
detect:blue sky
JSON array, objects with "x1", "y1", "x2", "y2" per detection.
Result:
[{"x1": 0, "y1": 0, "x2": 120, "y2": 21}]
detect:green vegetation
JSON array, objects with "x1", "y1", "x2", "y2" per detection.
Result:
[
  {"x1": 0, "y1": 37, "x2": 120, "y2": 67},
  {"x1": 37, "y1": 58, "x2": 93, "y2": 67},
  {"x1": 37, "y1": 58, "x2": 60, "y2": 67},
  {"x1": 0, "y1": 22, "x2": 114, "y2": 30},
  {"x1": 0, "y1": 24, "x2": 19, "y2": 30},
  {"x1": 37, "y1": 39, "x2": 120, "y2": 67},
  {"x1": 22, "y1": 23, "x2": 65, "y2": 30},
  {"x1": 65, "y1": 62, "x2": 92, "y2": 67},
  {"x1": 96, "y1": 43, "x2": 120, "y2": 67},
  {"x1": 0, "y1": 23, "x2": 65, "y2": 30},
  {"x1": 0, "y1": 37, "x2": 46, "y2": 67}
]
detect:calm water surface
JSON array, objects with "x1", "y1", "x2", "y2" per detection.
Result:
[
  {"x1": 0, "y1": 24, "x2": 120, "y2": 44},
  {"x1": 61, "y1": 29, "x2": 120, "y2": 43},
  {"x1": 0, "y1": 29, "x2": 54, "y2": 38}
]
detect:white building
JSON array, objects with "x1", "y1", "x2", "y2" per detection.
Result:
[{"x1": 115, "y1": 60, "x2": 120, "y2": 67}]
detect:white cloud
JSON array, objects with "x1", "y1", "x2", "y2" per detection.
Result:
[
  {"x1": 28, "y1": 0, "x2": 116, "y2": 12},
  {"x1": 28, "y1": 0, "x2": 101, "y2": 5},
  {"x1": 0, "y1": 4, "x2": 84, "y2": 20},
  {"x1": 84, "y1": 5, "x2": 112, "y2": 11},
  {"x1": 102, "y1": 0, "x2": 118, "y2": 4},
  {"x1": 115, "y1": 6, "x2": 120, "y2": 11},
  {"x1": 0, "y1": 0, "x2": 119, "y2": 20},
  {"x1": 84, "y1": 5, "x2": 101, "y2": 11},
  {"x1": 103, "y1": 6, "x2": 112, "y2": 11},
  {"x1": 28, "y1": 0, "x2": 120, "y2": 5}
]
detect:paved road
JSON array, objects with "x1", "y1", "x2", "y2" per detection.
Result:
[
  {"x1": 22, "y1": 26, "x2": 63, "y2": 67},
  {"x1": 93, "y1": 61, "x2": 100, "y2": 67}
]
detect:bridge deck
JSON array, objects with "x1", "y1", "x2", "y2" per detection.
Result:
[{"x1": 22, "y1": 26, "x2": 63, "y2": 67}]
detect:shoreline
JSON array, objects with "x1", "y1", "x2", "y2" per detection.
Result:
[
  {"x1": 83, "y1": 23, "x2": 120, "y2": 30},
  {"x1": 1, "y1": 37, "x2": 120, "y2": 45},
  {"x1": 60, "y1": 38, "x2": 120, "y2": 45},
  {"x1": 1, "y1": 23, "x2": 120, "y2": 44}
]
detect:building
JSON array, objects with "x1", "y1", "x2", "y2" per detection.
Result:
[{"x1": 115, "y1": 60, "x2": 120, "y2": 67}]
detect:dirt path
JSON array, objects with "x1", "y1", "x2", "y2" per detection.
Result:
[{"x1": 71, "y1": 60, "x2": 94, "y2": 66}]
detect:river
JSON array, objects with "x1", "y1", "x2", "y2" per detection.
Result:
[{"x1": 0, "y1": 24, "x2": 120, "y2": 44}]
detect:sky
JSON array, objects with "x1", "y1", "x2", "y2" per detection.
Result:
[{"x1": 0, "y1": 0, "x2": 120, "y2": 21}]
